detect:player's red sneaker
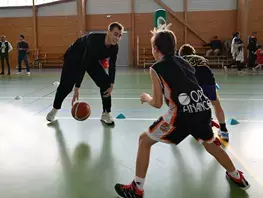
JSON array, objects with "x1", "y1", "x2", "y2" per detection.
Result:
[
  {"x1": 114, "y1": 180, "x2": 144, "y2": 198},
  {"x1": 226, "y1": 170, "x2": 250, "y2": 190}
]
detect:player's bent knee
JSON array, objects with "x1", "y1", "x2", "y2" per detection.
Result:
[{"x1": 139, "y1": 132, "x2": 157, "y2": 147}]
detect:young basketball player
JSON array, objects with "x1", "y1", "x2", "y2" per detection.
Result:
[
  {"x1": 114, "y1": 25, "x2": 250, "y2": 198},
  {"x1": 178, "y1": 44, "x2": 229, "y2": 142},
  {"x1": 46, "y1": 22, "x2": 124, "y2": 125}
]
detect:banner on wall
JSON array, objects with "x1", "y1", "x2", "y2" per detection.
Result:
[{"x1": 154, "y1": 9, "x2": 167, "y2": 28}]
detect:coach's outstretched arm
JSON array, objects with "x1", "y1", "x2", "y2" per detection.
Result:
[
  {"x1": 72, "y1": 38, "x2": 91, "y2": 104},
  {"x1": 75, "y1": 68, "x2": 86, "y2": 89}
]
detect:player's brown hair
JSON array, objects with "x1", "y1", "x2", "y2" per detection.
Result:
[
  {"x1": 150, "y1": 24, "x2": 177, "y2": 56},
  {"x1": 108, "y1": 22, "x2": 124, "y2": 31},
  {"x1": 178, "y1": 44, "x2": 196, "y2": 56}
]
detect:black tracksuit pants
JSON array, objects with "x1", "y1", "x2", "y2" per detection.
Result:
[
  {"x1": 0, "y1": 53, "x2": 10, "y2": 74},
  {"x1": 53, "y1": 58, "x2": 112, "y2": 112}
]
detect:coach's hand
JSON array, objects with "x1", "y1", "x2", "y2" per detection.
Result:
[
  {"x1": 72, "y1": 88, "x2": 79, "y2": 106},
  {"x1": 103, "y1": 84, "x2": 113, "y2": 98}
]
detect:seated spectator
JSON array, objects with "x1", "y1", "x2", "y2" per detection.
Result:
[{"x1": 204, "y1": 36, "x2": 222, "y2": 57}]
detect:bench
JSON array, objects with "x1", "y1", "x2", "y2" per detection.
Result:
[
  {"x1": 136, "y1": 46, "x2": 234, "y2": 69},
  {"x1": 205, "y1": 55, "x2": 233, "y2": 68},
  {"x1": 41, "y1": 53, "x2": 64, "y2": 68},
  {"x1": 137, "y1": 48, "x2": 155, "y2": 68},
  {"x1": 194, "y1": 46, "x2": 233, "y2": 68}
]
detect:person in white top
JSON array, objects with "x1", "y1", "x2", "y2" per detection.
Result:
[
  {"x1": 231, "y1": 32, "x2": 239, "y2": 59},
  {"x1": 0, "y1": 35, "x2": 13, "y2": 75},
  {"x1": 231, "y1": 32, "x2": 245, "y2": 74}
]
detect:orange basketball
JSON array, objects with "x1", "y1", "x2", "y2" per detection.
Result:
[{"x1": 71, "y1": 102, "x2": 91, "y2": 121}]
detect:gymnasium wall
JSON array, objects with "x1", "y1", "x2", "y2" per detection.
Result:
[
  {"x1": 248, "y1": 0, "x2": 263, "y2": 44},
  {"x1": 0, "y1": 1, "x2": 78, "y2": 67},
  {"x1": 0, "y1": 7, "x2": 33, "y2": 67},
  {"x1": 37, "y1": 1, "x2": 78, "y2": 53},
  {"x1": 85, "y1": 0, "x2": 237, "y2": 48},
  {"x1": 0, "y1": 0, "x2": 239, "y2": 68}
]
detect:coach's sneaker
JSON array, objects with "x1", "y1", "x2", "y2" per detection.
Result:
[
  {"x1": 100, "y1": 112, "x2": 114, "y2": 125},
  {"x1": 114, "y1": 180, "x2": 144, "y2": 198},
  {"x1": 226, "y1": 170, "x2": 250, "y2": 190},
  {"x1": 218, "y1": 130, "x2": 229, "y2": 142},
  {"x1": 46, "y1": 108, "x2": 58, "y2": 122}
]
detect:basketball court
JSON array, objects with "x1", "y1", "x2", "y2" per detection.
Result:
[{"x1": 0, "y1": 68, "x2": 262, "y2": 198}]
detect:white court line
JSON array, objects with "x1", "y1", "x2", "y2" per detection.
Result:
[
  {"x1": 55, "y1": 117, "x2": 263, "y2": 123},
  {"x1": 1, "y1": 97, "x2": 263, "y2": 101}
]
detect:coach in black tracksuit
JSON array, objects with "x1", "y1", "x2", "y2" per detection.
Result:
[
  {"x1": 0, "y1": 35, "x2": 13, "y2": 75},
  {"x1": 247, "y1": 32, "x2": 257, "y2": 69},
  {"x1": 46, "y1": 22, "x2": 124, "y2": 125}
]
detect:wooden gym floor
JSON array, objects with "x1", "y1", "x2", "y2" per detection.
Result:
[{"x1": 0, "y1": 67, "x2": 263, "y2": 198}]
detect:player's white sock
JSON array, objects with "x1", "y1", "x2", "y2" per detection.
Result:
[
  {"x1": 135, "y1": 176, "x2": 145, "y2": 190},
  {"x1": 228, "y1": 169, "x2": 240, "y2": 179}
]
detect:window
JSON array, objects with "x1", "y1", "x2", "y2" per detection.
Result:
[
  {"x1": 0, "y1": 0, "x2": 61, "y2": 7},
  {"x1": 35, "y1": 0, "x2": 59, "y2": 5}
]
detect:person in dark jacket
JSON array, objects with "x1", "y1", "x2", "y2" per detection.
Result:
[
  {"x1": 247, "y1": 32, "x2": 257, "y2": 69},
  {"x1": 46, "y1": 22, "x2": 124, "y2": 125},
  {"x1": 204, "y1": 36, "x2": 222, "y2": 56},
  {"x1": 17, "y1": 34, "x2": 30, "y2": 75}
]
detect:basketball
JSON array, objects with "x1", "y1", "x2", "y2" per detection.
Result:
[{"x1": 71, "y1": 102, "x2": 91, "y2": 121}]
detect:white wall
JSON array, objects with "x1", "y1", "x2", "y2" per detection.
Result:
[
  {"x1": 135, "y1": 0, "x2": 183, "y2": 13},
  {"x1": 86, "y1": 0, "x2": 131, "y2": 14},
  {"x1": 0, "y1": 7, "x2": 32, "y2": 17},
  {"x1": 86, "y1": 0, "x2": 236, "y2": 14},
  {"x1": 0, "y1": 0, "x2": 238, "y2": 18},
  {"x1": 188, "y1": 0, "x2": 237, "y2": 11},
  {"x1": 37, "y1": 1, "x2": 76, "y2": 16}
]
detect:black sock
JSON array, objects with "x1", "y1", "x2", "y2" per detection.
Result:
[{"x1": 220, "y1": 123, "x2": 228, "y2": 132}]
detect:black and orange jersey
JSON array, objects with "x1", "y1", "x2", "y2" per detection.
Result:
[{"x1": 151, "y1": 54, "x2": 211, "y2": 126}]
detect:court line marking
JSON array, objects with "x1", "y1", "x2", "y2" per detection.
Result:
[
  {"x1": 54, "y1": 117, "x2": 263, "y2": 123},
  {"x1": 1, "y1": 97, "x2": 263, "y2": 101}
]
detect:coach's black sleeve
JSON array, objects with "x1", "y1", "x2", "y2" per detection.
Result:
[
  {"x1": 108, "y1": 45, "x2": 118, "y2": 84},
  {"x1": 75, "y1": 35, "x2": 92, "y2": 88},
  {"x1": 75, "y1": 68, "x2": 86, "y2": 88}
]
